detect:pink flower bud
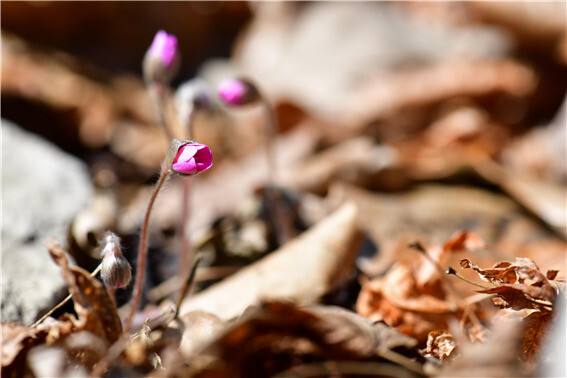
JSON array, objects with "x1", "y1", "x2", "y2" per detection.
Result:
[
  {"x1": 217, "y1": 78, "x2": 260, "y2": 107},
  {"x1": 100, "y1": 232, "x2": 132, "y2": 289},
  {"x1": 143, "y1": 30, "x2": 180, "y2": 85},
  {"x1": 149, "y1": 30, "x2": 178, "y2": 67},
  {"x1": 166, "y1": 140, "x2": 213, "y2": 176}
]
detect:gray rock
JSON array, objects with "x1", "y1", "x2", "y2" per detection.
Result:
[{"x1": 1, "y1": 120, "x2": 93, "y2": 325}]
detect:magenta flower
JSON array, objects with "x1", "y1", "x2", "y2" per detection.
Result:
[
  {"x1": 149, "y1": 30, "x2": 178, "y2": 68},
  {"x1": 218, "y1": 78, "x2": 259, "y2": 106},
  {"x1": 171, "y1": 142, "x2": 213, "y2": 175}
]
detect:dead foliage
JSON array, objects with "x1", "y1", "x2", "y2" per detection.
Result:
[{"x1": 2, "y1": 2, "x2": 566, "y2": 377}]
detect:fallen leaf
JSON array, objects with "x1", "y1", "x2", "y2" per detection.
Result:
[
  {"x1": 521, "y1": 311, "x2": 552, "y2": 361},
  {"x1": 459, "y1": 257, "x2": 560, "y2": 311},
  {"x1": 180, "y1": 202, "x2": 363, "y2": 320},
  {"x1": 356, "y1": 263, "x2": 456, "y2": 343},
  {"x1": 47, "y1": 239, "x2": 122, "y2": 344},
  {"x1": 1, "y1": 323, "x2": 47, "y2": 376},
  {"x1": 422, "y1": 330, "x2": 458, "y2": 362},
  {"x1": 190, "y1": 300, "x2": 421, "y2": 377}
]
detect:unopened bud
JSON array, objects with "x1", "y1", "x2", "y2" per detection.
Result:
[
  {"x1": 143, "y1": 30, "x2": 180, "y2": 86},
  {"x1": 217, "y1": 78, "x2": 260, "y2": 107},
  {"x1": 165, "y1": 139, "x2": 213, "y2": 176},
  {"x1": 100, "y1": 231, "x2": 132, "y2": 289}
]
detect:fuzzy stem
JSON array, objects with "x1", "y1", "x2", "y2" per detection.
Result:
[
  {"x1": 261, "y1": 99, "x2": 277, "y2": 186},
  {"x1": 149, "y1": 83, "x2": 174, "y2": 140},
  {"x1": 176, "y1": 109, "x2": 196, "y2": 306},
  {"x1": 32, "y1": 263, "x2": 102, "y2": 328},
  {"x1": 124, "y1": 165, "x2": 171, "y2": 331},
  {"x1": 178, "y1": 179, "x2": 193, "y2": 288}
]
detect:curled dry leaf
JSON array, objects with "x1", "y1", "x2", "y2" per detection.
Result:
[
  {"x1": 356, "y1": 230, "x2": 489, "y2": 343},
  {"x1": 356, "y1": 263, "x2": 456, "y2": 343},
  {"x1": 47, "y1": 240, "x2": 122, "y2": 344},
  {"x1": 459, "y1": 257, "x2": 562, "y2": 311},
  {"x1": 422, "y1": 330, "x2": 458, "y2": 362},
  {"x1": 1, "y1": 323, "x2": 48, "y2": 376}
]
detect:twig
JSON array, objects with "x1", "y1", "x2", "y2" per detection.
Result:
[
  {"x1": 32, "y1": 263, "x2": 102, "y2": 328},
  {"x1": 174, "y1": 253, "x2": 202, "y2": 318},
  {"x1": 446, "y1": 267, "x2": 491, "y2": 290}
]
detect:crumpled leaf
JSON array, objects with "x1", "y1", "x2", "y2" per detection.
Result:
[
  {"x1": 459, "y1": 258, "x2": 518, "y2": 284},
  {"x1": 47, "y1": 239, "x2": 122, "y2": 344},
  {"x1": 422, "y1": 330, "x2": 458, "y2": 362},
  {"x1": 356, "y1": 263, "x2": 456, "y2": 342},
  {"x1": 1, "y1": 323, "x2": 47, "y2": 376},
  {"x1": 460, "y1": 257, "x2": 562, "y2": 311},
  {"x1": 356, "y1": 230, "x2": 490, "y2": 342}
]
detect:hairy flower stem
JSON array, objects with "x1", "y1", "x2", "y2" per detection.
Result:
[
  {"x1": 261, "y1": 99, "x2": 277, "y2": 186},
  {"x1": 124, "y1": 164, "x2": 171, "y2": 331},
  {"x1": 149, "y1": 83, "x2": 174, "y2": 140},
  {"x1": 177, "y1": 110, "x2": 196, "y2": 308}
]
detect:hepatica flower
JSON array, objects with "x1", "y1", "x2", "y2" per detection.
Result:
[
  {"x1": 125, "y1": 139, "x2": 212, "y2": 331},
  {"x1": 218, "y1": 78, "x2": 259, "y2": 107},
  {"x1": 167, "y1": 140, "x2": 213, "y2": 176},
  {"x1": 143, "y1": 30, "x2": 180, "y2": 85},
  {"x1": 149, "y1": 30, "x2": 178, "y2": 67}
]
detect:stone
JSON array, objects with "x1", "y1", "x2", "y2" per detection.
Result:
[{"x1": 1, "y1": 120, "x2": 93, "y2": 325}]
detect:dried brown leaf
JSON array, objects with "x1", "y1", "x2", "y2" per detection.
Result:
[
  {"x1": 479, "y1": 285, "x2": 553, "y2": 312},
  {"x1": 356, "y1": 263, "x2": 456, "y2": 342},
  {"x1": 459, "y1": 258, "x2": 517, "y2": 284},
  {"x1": 520, "y1": 311, "x2": 552, "y2": 361},
  {"x1": 191, "y1": 300, "x2": 420, "y2": 377},
  {"x1": 443, "y1": 230, "x2": 485, "y2": 253},
  {"x1": 422, "y1": 330, "x2": 458, "y2": 362},
  {"x1": 180, "y1": 202, "x2": 363, "y2": 320},
  {"x1": 460, "y1": 257, "x2": 560, "y2": 312},
  {"x1": 47, "y1": 240, "x2": 122, "y2": 344},
  {"x1": 1, "y1": 323, "x2": 47, "y2": 369},
  {"x1": 546, "y1": 270, "x2": 559, "y2": 280}
]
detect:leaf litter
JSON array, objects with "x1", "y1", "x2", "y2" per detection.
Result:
[{"x1": 2, "y1": 2, "x2": 566, "y2": 377}]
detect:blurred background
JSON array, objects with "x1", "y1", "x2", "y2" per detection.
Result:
[{"x1": 2, "y1": 1, "x2": 566, "y2": 327}]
